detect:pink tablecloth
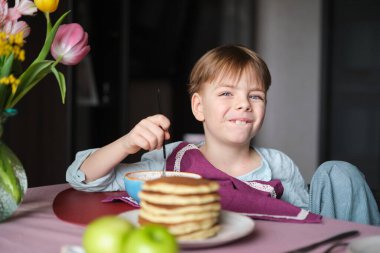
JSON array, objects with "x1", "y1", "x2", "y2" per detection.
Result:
[{"x1": 1, "y1": 184, "x2": 380, "y2": 253}]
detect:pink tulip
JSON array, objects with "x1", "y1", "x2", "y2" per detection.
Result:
[{"x1": 51, "y1": 23, "x2": 90, "y2": 65}]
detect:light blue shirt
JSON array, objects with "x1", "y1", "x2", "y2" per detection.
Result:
[{"x1": 66, "y1": 141, "x2": 309, "y2": 209}]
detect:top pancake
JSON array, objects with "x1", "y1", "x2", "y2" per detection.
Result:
[{"x1": 142, "y1": 176, "x2": 219, "y2": 195}]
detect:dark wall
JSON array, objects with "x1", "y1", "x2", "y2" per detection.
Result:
[{"x1": 321, "y1": 0, "x2": 380, "y2": 202}]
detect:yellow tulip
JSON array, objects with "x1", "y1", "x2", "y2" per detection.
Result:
[{"x1": 34, "y1": 0, "x2": 59, "y2": 13}]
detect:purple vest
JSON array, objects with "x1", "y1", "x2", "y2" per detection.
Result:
[{"x1": 166, "y1": 142, "x2": 322, "y2": 223}]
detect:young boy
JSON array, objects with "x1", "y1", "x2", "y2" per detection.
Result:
[{"x1": 67, "y1": 45, "x2": 380, "y2": 225}]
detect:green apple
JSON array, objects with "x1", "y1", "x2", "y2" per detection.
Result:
[
  {"x1": 82, "y1": 215, "x2": 135, "y2": 253},
  {"x1": 123, "y1": 224, "x2": 178, "y2": 253}
]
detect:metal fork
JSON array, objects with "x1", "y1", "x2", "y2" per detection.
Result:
[
  {"x1": 157, "y1": 88, "x2": 167, "y2": 177},
  {"x1": 284, "y1": 230, "x2": 359, "y2": 253},
  {"x1": 322, "y1": 242, "x2": 349, "y2": 253}
]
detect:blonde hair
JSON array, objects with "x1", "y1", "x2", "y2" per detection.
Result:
[{"x1": 188, "y1": 45, "x2": 271, "y2": 96}]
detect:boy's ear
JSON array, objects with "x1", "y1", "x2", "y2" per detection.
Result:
[{"x1": 191, "y1": 93, "x2": 205, "y2": 122}]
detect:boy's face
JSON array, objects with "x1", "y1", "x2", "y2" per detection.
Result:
[{"x1": 191, "y1": 69, "x2": 266, "y2": 147}]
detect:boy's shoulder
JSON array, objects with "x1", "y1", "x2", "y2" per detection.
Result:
[
  {"x1": 254, "y1": 146, "x2": 295, "y2": 166},
  {"x1": 254, "y1": 146, "x2": 299, "y2": 177},
  {"x1": 254, "y1": 146, "x2": 289, "y2": 158}
]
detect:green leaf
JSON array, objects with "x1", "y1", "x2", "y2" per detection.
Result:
[
  {"x1": 0, "y1": 54, "x2": 15, "y2": 110},
  {"x1": 6, "y1": 61, "x2": 54, "y2": 108},
  {"x1": 51, "y1": 67, "x2": 66, "y2": 103},
  {"x1": 35, "y1": 11, "x2": 71, "y2": 62},
  {"x1": 17, "y1": 60, "x2": 54, "y2": 91},
  {"x1": 0, "y1": 53, "x2": 15, "y2": 77}
]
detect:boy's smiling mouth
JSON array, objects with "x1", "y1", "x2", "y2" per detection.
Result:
[
  {"x1": 234, "y1": 120, "x2": 248, "y2": 126},
  {"x1": 229, "y1": 119, "x2": 253, "y2": 126}
]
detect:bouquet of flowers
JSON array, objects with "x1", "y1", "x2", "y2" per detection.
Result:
[
  {"x1": 0, "y1": 0, "x2": 90, "y2": 116},
  {"x1": 0, "y1": 0, "x2": 90, "y2": 222}
]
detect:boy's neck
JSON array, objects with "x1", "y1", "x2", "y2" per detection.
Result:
[{"x1": 198, "y1": 140, "x2": 261, "y2": 177}]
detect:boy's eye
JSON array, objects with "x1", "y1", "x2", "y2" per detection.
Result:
[
  {"x1": 219, "y1": 92, "x2": 232, "y2": 96},
  {"x1": 249, "y1": 95, "x2": 265, "y2": 101}
]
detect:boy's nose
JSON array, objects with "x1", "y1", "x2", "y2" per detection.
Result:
[{"x1": 235, "y1": 97, "x2": 252, "y2": 111}]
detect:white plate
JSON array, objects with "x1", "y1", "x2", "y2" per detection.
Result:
[
  {"x1": 346, "y1": 235, "x2": 380, "y2": 253},
  {"x1": 119, "y1": 209, "x2": 255, "y2": 249}
]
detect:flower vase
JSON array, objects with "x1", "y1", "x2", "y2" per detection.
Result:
[{"x1": 0, "y1": 114, "x2": 27, "y2": 222}]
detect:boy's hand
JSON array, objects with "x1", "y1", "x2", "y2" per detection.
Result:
[{"x1": 121, "y1": 114, "x2": 171, "y2": 155}]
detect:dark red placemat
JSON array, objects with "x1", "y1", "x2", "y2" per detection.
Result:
[{"x1": 53, "y1": 188, "x2": 136, "y2": 226}]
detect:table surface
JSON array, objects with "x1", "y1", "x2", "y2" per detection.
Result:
[{"x1": 1, "y1": 184, "x2": 380, "y2": 253}]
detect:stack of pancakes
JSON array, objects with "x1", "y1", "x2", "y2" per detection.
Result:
[{"x1": 138, "y1": 176, "x2": 221, "y2": 240}]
